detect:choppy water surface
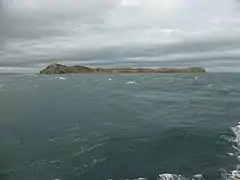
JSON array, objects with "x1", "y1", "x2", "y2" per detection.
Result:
[{"x1": 0, "y1": 73, "x2": 240, "y2": 180}]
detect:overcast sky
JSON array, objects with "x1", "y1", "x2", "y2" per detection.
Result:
[{"x1": 0, "y1": 0, "x2": 240, "y2": 72}]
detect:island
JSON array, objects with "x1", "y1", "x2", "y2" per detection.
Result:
[{"x1": 40, "y1": 63, "x2": 206, "y2": 74}]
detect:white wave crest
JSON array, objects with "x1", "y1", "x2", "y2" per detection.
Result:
[
  {"x1": 221, "y1": 122, "x2": 240, "y2": 180},
  {"x1": 126, "y1": 81, "x2": 137, "y2": 84},
  {"x1": 107, "y1": 173, "x2": 205, "y2": 180},
  {"x1": 58, "y1": 77, "x2": 67, "y2": 80},
  {"x1": 158, "y1": 174, "x2": 185, "y2": 180},
  {"x1": 207, "y1": 84, "x2": 214, "y2": 88},
  {"x1": 157, "y1": 173, "x2": 204, "y2": 180},
  {"x1": 48, "y1": 76, "x2": 67, "y2": 80}
]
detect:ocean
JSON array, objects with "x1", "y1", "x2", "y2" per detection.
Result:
[{"x1": 0, "y1": 73, "x2": 240, "y2": 180}]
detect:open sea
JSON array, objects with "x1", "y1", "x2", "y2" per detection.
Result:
[{"x1": 1, "y1": 73, "x2": 240, "y2": 180}]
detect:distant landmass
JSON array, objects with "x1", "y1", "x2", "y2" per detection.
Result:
[{"x1": 40, "y1": 63, "x2": 206, "y2": 74}]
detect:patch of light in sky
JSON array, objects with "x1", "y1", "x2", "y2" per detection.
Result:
[
  {"x1": 119, "y1": 0, "x2": 185, "y2": 14},
  {"x1": 120, "y1": 0, "x2": 141, "y2": 7}
]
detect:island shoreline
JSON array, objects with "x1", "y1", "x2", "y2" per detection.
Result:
[{"x1": 40, "y1": 63, "x2": 206, "y2": 74}]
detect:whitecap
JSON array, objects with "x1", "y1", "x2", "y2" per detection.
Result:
[
  {"x1": 228, "y1": 153, "x2": 235, "y2": 156},
  {"x1": 192, "y1": 174, "x2": 204, "y2": 180},
  {"x1": 107, "y1": 173, "x2": 204, "y2": 180},
  {"x1": 207, "y1": 84, "x2": 214, "y2": 88},
  {"x1": 126, "y1": 81, "x2": 137, "y2": 84},
  {"x1": 222, "y1": 168, "x2": 240, "y2": 180},
  {"x1": 221, "y1": 122, "x2": 240, "y2": 180},
  {"x1": 108, "y1": 78, "x2": 112, "y2": 81},
  {"x1": 157, "y1": 173, "x2": 204, "y2": 180},
  {"x1": 58, "y1": 77, "x2": 66, "y2": 80},
  {"x1": 53, "y1": 76, "x2": 67, "y2": 80},
  {"x1": 158, "y1": 173, "x2": 185, "y2": 180}
]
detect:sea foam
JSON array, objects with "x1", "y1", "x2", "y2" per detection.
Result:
[{"x1": 221, "y1": 122, "x2": 240, "y2": 180}]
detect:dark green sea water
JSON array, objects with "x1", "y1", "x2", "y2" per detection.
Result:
[{"x1": 0, "y1": 73, "x2": 240, "y2": 180}]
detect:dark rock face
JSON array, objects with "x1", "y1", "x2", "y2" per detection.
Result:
[
  {"x1": 40, "y1": 63, "x2": 206, "y2": 74},
  {"x1": 40, "y1": 63, "x2": 95, "y2": 74},
  {"x1": 40, "y1": 63, "x2": 67, "y2": 74}
]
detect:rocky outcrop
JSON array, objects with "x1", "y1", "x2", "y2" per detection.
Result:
[
  {"x1": 40, "y1": 63, "x2": 206, "y2": 74},
  {"x1": 40, "y1": 63, "x2": 95, "y2": 74}
]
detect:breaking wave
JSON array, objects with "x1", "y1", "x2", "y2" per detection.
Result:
[
  {"x1": 107, "y1": 122, "x2": 240, "y2": 180},
  {"x1": 107, "y1": 173, "x2": 205, "y2": 180},
  {"x1": 221, "y1": 122, "x2": 240, "y2": 180}
]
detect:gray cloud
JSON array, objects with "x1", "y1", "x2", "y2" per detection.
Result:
[{"x1": 1, "y1": 0, "x2": 240, "y2": 72}]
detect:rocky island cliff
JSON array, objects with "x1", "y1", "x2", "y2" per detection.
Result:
[{"x1": 40, "y1": 63, "x2": 206, "y2": 74}]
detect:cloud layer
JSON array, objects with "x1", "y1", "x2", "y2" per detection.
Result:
[{"x1": 0, "y1": 0, "x2": 240, "y2": 72}]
